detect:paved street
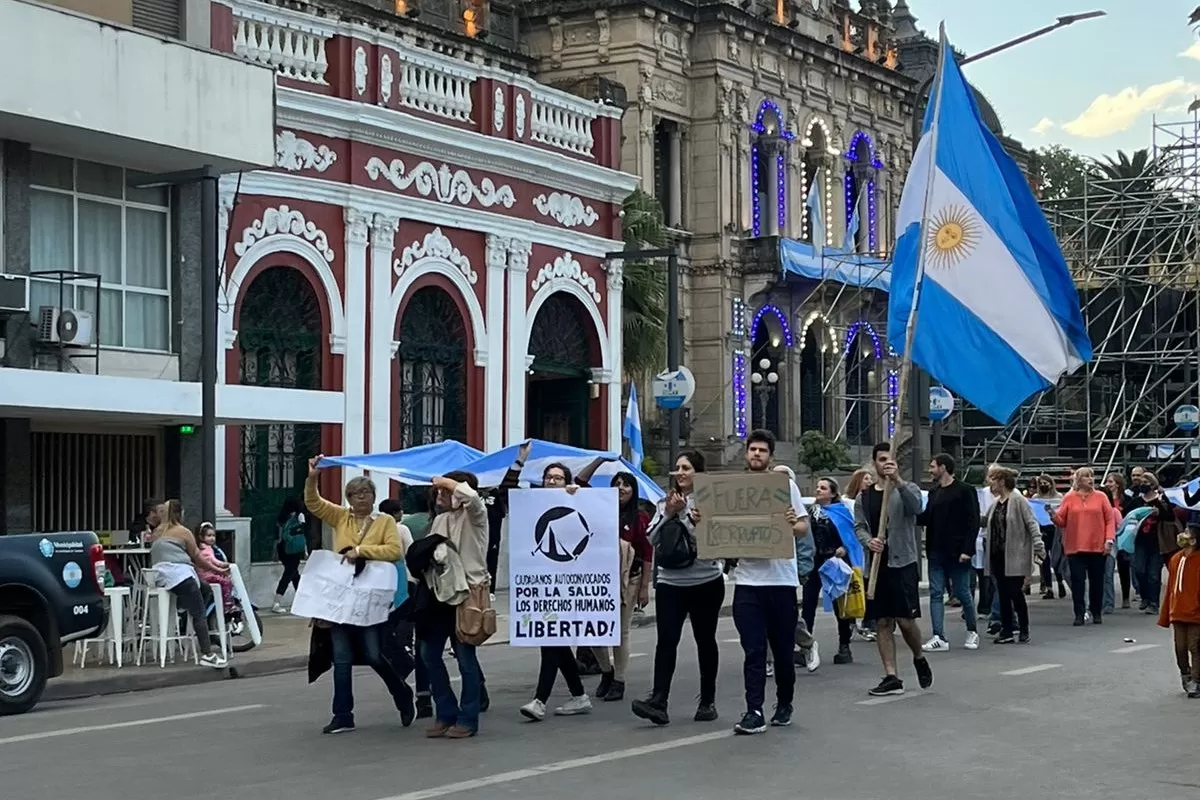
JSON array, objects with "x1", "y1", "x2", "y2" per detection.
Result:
[{"x1": 5, "y1": 600, "x2": 1200, "y2": 800}]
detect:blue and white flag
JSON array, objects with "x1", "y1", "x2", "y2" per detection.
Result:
[
  {"x1": 886, "y1": 34, "x2": 1092, "y2": 424},
  {"x1": 806, "y1": 178, "x2": 824, "y2": 253},
  {"x1": 843, "y1": 191, "x2": 861, "y2": 252},
  {"x1": 623, "y1": 383, "x2": 645, "y2": 471}
]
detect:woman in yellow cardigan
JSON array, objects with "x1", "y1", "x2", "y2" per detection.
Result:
[{"x1": 305, "y1": 455, "x2": 413, "y2": 735}]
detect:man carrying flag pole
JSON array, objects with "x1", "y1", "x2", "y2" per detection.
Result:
[{"x1": 862, "y1": 24, "x2": 1091, "y2": 696}]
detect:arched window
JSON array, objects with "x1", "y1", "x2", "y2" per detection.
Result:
[
  {"x1": 527, "y1": 293, "x2": 598, "y2": 447},
  {"x1": 749, "y1": 304, "x2": 792, "y2": 434},
  {"x1": 801, "y1": 118, "x2": 834, "y2": 246},
  {"x1": 398, "y1": 287, "x2": 468, "y2": 447},
  {"x1": 797, "y1": 311, "x2": 835, "y2": 434},
  {"x1": 844, "y1": 131, "x2": 883, "y2": 253},
  {"x1": 751, "y1": 100, "x2": 794, "y2": 237}
]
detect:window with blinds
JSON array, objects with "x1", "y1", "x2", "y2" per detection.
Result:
[{"x1": 132, "y1": 0, "x2": 180, "y2": 38}]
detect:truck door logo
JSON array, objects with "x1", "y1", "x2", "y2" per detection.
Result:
[
  {"x1": 62, "y1": 561, "x2": 83, "y2": 589},
  {"x1": 39, "y1": 538, "x2": 54, "y2": 558}
]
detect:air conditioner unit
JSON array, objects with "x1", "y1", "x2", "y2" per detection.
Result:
[
  {"x1": 0, "y1": 274, "x2": 29, "y2": 314},
  {"x1": 38, "y1": 307, "x2": 95, "y2": 346}
]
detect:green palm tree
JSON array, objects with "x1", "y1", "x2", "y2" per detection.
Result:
[{"x1": 620, "y1": 189, "x2": 668, "y2": 382}]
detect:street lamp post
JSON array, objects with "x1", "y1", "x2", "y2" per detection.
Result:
[
  {"x1": 751, "y1": 357, "x2": 779, "y2": 431},
  {"x1": 906, "y1": 10, "x2": 1106, "y2": 478}
]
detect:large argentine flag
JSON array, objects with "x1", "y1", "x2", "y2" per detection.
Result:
[{"x1": 887, "y1": 38, "x2": 1092, "y2": 424}]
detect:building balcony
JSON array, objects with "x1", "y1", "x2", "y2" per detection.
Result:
[{"x1": 0, "y1": 0, "x2": 275, "y2": 172}]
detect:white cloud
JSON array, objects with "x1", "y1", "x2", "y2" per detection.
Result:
[
  {"x1": 1030, "y1": 117, "x2": 1055, "y2": 135},
  {"x1": 1063, "y1": 79, "x2": 1200, "y2": 138},
  {"x1": 1181, "y1": 41, "x2": 1200, "y2": 61}
]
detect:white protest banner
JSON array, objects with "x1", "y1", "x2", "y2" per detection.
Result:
[
  {"x1": 508, "y1": 487, "x2": 620, "y2": 647},
  {"x1": 290, "y1": 549, "x2": 397, "y2": 627}
]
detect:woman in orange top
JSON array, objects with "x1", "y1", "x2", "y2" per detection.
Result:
[
  {"x1": 1052, "y1": 467, "x2": 1116, "y2": 627},
  {"x1": 1158, "y1": 525, "x2": 1200, "y2": 697}
]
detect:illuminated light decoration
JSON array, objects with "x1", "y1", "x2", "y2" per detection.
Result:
[
  {"x1": 751, "y1": 304, "x2": 794, "y2": 348},
  {"x1": 844, "y1": 130, "x2": 885, "y2": 169},
  {"x1": 867, "y1": 178, "x2": 878, "y2": 252},
  {"x1": 844, "y1": 320, "x2": 899, "y2": 438},
  {"x1": 733, "y1": 351, "x2": 748, "y2": 438},
  {"x1": 731, "y1": 298, "x2": 747, "y2": 337},
  {"x1": 824, "y1": 167, "x2": 834, "y2": 246},
  {"x1": 776, "y1": 152, "x2": 787, "y2": 232},
  {"x1": 798, "y1": 310, "x2": 838, "y2": 354},
  {"x1": 845, "y1": 130, "x2": 883, "y2": 253},
  {"x1": 799, "y1": 167, "x2": 809, "y2": 239},
  {"x1": 751, "y1": 144, "x2": 761, "y2": 237},
  {"x1": 800, "y1": 117, "x2": 832, "y2": 242}
]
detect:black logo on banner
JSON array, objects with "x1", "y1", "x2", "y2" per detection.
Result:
[{"x1": 532, "y1": 506, "x2": 593, "y2": 563}]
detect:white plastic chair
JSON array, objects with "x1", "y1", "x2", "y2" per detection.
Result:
[
  {"x1": 73, "y1": 586, "x2": 132, "y2": 669},
  {"x1": 136, "y1": 569, "x2": 198, "y2": 668}
]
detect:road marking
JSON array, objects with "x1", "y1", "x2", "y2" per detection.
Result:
[
  {"x1": 1000, "y1": 664, "x2": 1062, "y2": 676},
  {"x1": 1111, "y1": 643, "x2": 1160, "y2": 654},
  {"x1": 372, "y1": 731, "x2": 729, "y2": 800},
  {"x1": 630, "y1": 652, "x2": 647, "y2": 659},
  {"x1": 722, "y1": 638, "x2": 740, "y2": 643},
  {"x1": 856, "y1": 694, "x2": 916, "y2": 706},
  {"x1": 0, "y1": 704, "x2": 265, "y2": 746}
]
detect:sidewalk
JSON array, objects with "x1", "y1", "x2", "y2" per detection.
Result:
[{"x1": 45, "y1": 584, "x2": 737, "y2": 702}]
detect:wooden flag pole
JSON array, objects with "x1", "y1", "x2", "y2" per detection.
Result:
[{"x1": 867, "y1": 24, "x2": 949, "y2": 600}]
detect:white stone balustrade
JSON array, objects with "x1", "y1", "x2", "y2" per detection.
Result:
[
  {"x1": 227, "y1": 0, "x2": 335, "y2": 84},
  {"x1": 396, "y1": 51, "x2": 474, "y2": 122},
  {"x1": 527, "y1": 89, "x2": 596, "y2": 156}
]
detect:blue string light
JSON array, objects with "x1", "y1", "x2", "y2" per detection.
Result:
[
  {"x1": 752, "y1": 304, "x2": 794, "y2": 348},
  {"x1": 751, "y1": 100, "x2": 795, "y2": 139},
  {"x1": 750, "y1": 100, "x2": 794, "y2": 237},
  {"x1": 844, "y1": 130, "x2": 884, "y2": 168},
  {"x1": 776, "y1": 152, "x2": 787, "y2": 232},
  {"x1": 751, "y1": 144, "x2": 761, "y2": 237},
  {"x1": 733, "y1": 352, "x2": 748, "y2": 438},
  {"x1": 867, "y1": 178, "x2": 877, "y2": 252}
]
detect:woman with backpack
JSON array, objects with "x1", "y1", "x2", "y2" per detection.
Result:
[
  {"x1": 631, "y1": 450, "x2": 725, "y2": 727},
  {"x1": 273, "y1": 496, "x2": 308, "y2": 614}
]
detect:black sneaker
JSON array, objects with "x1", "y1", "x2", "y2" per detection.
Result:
[
  {"x1": 694, "y1": 701, "x2": 718, "y2": 722},
  {"x1": 1092, "y1": 614, "x2": 1103, "y2": 625},
  {"x1": 596, "y1": 670, "x2": 614, "y2": 700},
  {"x1": 987, "y1": 622, "x2": 1002, "y2": 636},
  {"x1": 733, "y1": 710, "x2": 767, "y2": 735},
  {"x1": 322, "y1": 717, "x2": 355, "y2": 735},
  {"x1": 769, "y1": 705, "x2": 793, "y2": 727},
  {"x1": 398, "y1": 689, "x2": 415, "y2": 728},
  {"x1": 1018, "y1": 631, "x2": 1031, "y2": 644},
  {"x1": 632, "y1": 694, "x2": 670, "y2": 726},
  {"x1": 914, "y1": 657, "x2": 934, "y2": 689},
  {"x1": 833, "y1": 645, "x2": 853, "y2": 665},
  {"x1": 416, "y1": 694, "x2": 433, "y2": 720},
  {"x1": 994, "y1": 632, "x2": 1015, "y2": 644},
  {"x1": 603, "y1": 680, "x2": 625, "y2": 702},
  {"x1": 869, "y1": 675, "x2": 904, "y2": 696},
  {"x1": 1073, "y1": 616, "x2": 1085, "y2": 626}
]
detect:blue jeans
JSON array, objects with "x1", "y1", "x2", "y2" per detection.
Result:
[
  {"x1": 1133, "y1": 537, "x2": 1162, "y2": 609},
  {"x1": 330, "y1": 624, "x2": 410, "y2": 724},
  {"x1": 419, "y1": 632, "x2": 482, "y2": 732},
  {"x1": 928, "y1": 554, "x2": 977, "y2": 638}
]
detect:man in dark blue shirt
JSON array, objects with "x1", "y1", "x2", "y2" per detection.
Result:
[{"x1": 917, "y1": 453, "x2": 981, "y2": 652}]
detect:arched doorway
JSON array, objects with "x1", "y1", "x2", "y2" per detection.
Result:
[
  {"x1": 750, "y1": 304, "x2": 790, "y2": 435},
  {"x1": 526, "y1": 293, "x2": 595, "y2": 446},
  {"x1": 238, "y1": 267, "x2": 322, "y2": 563},
  {"x1": 799, "y1": 326, "x2": 828, "y2": 434},
  {"x1": 397, "y1": 286, "x2": 468, "y2": 447},
  {"x1": 844, "y1": 321, "x2": 882, "y2": 446}
]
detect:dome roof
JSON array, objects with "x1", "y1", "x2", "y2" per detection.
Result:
[{"x1": 971, "y1": 86, "x2": 1005, "y2": 136}]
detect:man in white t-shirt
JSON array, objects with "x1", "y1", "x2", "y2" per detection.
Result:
[{"x1": 731, "y1": 429, "x2": 809, "y2": 735}]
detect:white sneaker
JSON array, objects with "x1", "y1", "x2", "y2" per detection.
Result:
[
  {"x1": 271, "y1": 603, "x2": 287, "y2": 614},
  {"x1": 520, "y1": 699, "x2": 546, "y2": 721},
  {"x1": 964, "y1": 631, "x2": 981, "y2": 650},
  {"x1": 922, "y1": 635, "x2": 951, "y2": 652},
  {"x1": 765, "y1": 661, "x2": 775, "y2": 677},
  {"x1": 200, "y1": 653, "x2": 228, "y2": 669},
  {"x1": 806, "y1": 641, "x2": 821, "y2": 673},
  {"x1": 555, "y1": 694, "x2": 593, "y2": 716}
]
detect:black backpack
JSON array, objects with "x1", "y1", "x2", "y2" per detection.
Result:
[{"x1": 655, "y1": 517, "x2": 697, "y2": 570}]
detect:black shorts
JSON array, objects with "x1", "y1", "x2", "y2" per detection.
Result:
[{"x1": 866, "y1": 562, "x2": 921, "y2": 621}]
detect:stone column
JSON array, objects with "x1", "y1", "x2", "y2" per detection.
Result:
[
  {"x1": 668, "y1": 127, "x2": 683, "y2": 228},
  {"x1": 605, "y1": 259, "x2": 625, "y2": 452},
  {"x1": 341, "y1": 207, "x2": 371, "y2": 480},
  {"x1": 484, "y1": 234, "x2": 509, "y2": 452},
  {"x1": 505, "y1": 239, "x2": 532, "y2": 444},
  {"x1": 368, "y1": 213, "x2": 400, "y2": 458}
]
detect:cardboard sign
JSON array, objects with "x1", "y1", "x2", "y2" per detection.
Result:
[
  {"x1": 692, "y1": 472, "x2": 796, "y2": 560},
  {"x1": 508, "y1": 487, "x2": 621, "y2": 647},
  {"x1": 290, "y1": 549, "x2": 397, "y2": 627}
]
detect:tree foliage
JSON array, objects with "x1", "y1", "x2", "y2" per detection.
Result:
[
  {"x1": 620, "y1": 189, "x2": 668, "y2": 382},
  {"x1": 1029, "y1": 144, "x2": 1098, "y2": 201},
  {"x1": 797, "y1": 430, "x2": 850, "y2": 475}
]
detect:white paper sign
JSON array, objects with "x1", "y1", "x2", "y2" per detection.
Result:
[
  {"x1": 290, "y1": 549, "x2": 397, "y2": 627},
  {"x1": 508, "y1": 487, "x2": 620, "y2": 647}
]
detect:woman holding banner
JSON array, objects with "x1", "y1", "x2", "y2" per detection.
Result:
[
  {"x1": 631, "y1": 450, "x2": 725, "y2": 728},
  {"x1": 806, "y1": 478, "x2": 864, "y2": 665}
]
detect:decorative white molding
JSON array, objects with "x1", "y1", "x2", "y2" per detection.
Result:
[
  {"x1": 365, "y1": 157, "x2": 516, "y2": 209},
  {"x1": 344, "y1": 207, "x2": 371, "y2": 247},
  {"x1": 394, "y1": 227, "x2": 478, "y2": 284},
  {"x1": 530, "y1": 252, "x2": 601, "y2": 303},
  {"x1": 509, "y1": 238, "x2": 533, "y2": 274},
  {"x1": 233, "y1": 205, "x2": 335, "y2": 262},
  {"x1": 353, "y1": 46, "x2": 368, "y2": 96},
  {"x1": 380, "y1": 54, "x2": 394, "y2": 104},
  {"x1": 606, "y1": 258, "x2": 624, "y2": 290},
  {"x1": 474, "y1": 346, "x2": 490, "y2": 367},
  {"x1": 229, "y1": 1, "x2": 333, "y2": 85},
  {"x1": 222, "y1": 329, "x2": 239, "y2": 350},
  {"x1": 524, "y1": 353, "x2": 536, "y2": 370},
  {"x1": 515, "y1": 94, "x2": 527, "y2": 139},
  {"x1": 591, "y1": 367, "x2": 613, "y2": 383},
  {"x1": 275, "y1": 130, "x2": 337, "y2": 173},
  {"x1": 329, "y1": 332, "x2": 347, "y2": 355},
  {"x1": 533, "y1": 192, "x2": 599, "y2": 228},
  {"x1": 485, "y1": 234, "x2": 510, "y2": 272},
  {"x1": 493, "y1": 86, "x2": 506, "y2": 133},
  {"x1": 390, "y1": 340, "x2": 402, "y2": 359}
]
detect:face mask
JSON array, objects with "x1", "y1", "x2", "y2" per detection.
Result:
[{"x1": 1178, "y1": 533, "x2": 1195, "y2": 549}]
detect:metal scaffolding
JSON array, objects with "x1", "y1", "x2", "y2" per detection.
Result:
[{"x1": 957, "y1": 115, "x2": 1200, "y2": 482}]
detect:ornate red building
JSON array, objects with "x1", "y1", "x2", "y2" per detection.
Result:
[{"x1": 210, "y1": 0, "x2": 637, "y2": 561}]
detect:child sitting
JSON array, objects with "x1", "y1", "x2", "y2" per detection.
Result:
[
  {"x1": 196, "y1": 522, "x2": 234, "y2": 613},
  {"x1": 1158, "y1": 524, "x2": 1200, "y2": 697}
]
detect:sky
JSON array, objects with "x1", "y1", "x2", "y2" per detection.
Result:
[{"x1": 907, "y1": 0, "x2": 1199, "y2": 159}]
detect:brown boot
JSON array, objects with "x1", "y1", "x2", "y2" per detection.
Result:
[
  {"x1": 445, "y1": 725, "x2": 476, "y2": 739},
  {"x1": 425, "y1": 721, "x2": 451, "y2": 738}
]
